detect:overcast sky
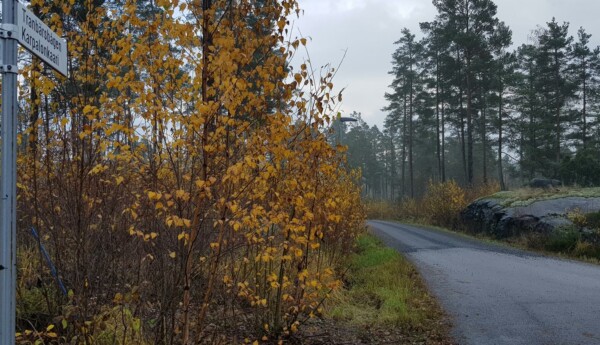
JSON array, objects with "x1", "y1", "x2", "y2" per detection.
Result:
[{"x1": 291, "y1": 0, "x2": 600, "y2": 129}]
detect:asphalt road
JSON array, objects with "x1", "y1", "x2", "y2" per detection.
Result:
[{"x1": 368, "y1": 220, "x2": 600, "y2": 345}]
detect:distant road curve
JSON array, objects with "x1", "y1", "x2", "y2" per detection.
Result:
[{"x1": 368, "y1": 220, "x2": 600, "y2": 345}]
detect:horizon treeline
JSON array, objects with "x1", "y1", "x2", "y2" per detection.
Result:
[{"x1": 342, "y1": 0, "x2": 600, "y2": 199}]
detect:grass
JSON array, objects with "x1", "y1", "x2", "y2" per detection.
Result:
[
  {"x1": 327, "y1": 235, "x2": 450, "y2": 337},
  {"x1": 487, "y1": 186, "x2": 600, "y2": 207}
]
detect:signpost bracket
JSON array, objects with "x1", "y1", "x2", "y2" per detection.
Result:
[
  {"x1": 0, "y1": 24, "x2": 18, "y2": 39},
  {"x1": 0, "y1": 65, "x2": 18, "y2": 74}
]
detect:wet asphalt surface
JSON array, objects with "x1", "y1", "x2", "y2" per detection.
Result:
[{"x1": 368, "y1": 220, "x2": 600, "y2": 345}]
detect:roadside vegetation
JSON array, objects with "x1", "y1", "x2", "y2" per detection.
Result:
[
  {"x1": 366, "y1": 180, "x2": 499, "y2": 227},
  {"x1": 484, "y1": 187, "x2": 600, "y2": 262},
  {"x1": 370, "y1": 180, "x2": 600, "y2": 263},
  {"x1": 14, "y1": 0, "x2": 366, "y2": 344},
  {"x1": 318, "y1": 235, "x2": 454, "y2": 345}
]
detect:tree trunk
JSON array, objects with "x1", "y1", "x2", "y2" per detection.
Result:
[
  {"x1": 554, "y1": 50, "x2": 561, "y2": 169},
  {"x1": 390, "y1": 134, "x2": 396, "y2": 200},
  {"x1": 582, "y1": 58, "x2": 587, "y2": 149},
  {"x1": 466, "y1": 55, "x2": 474, "y2": 185},
  {"x1": 457, "y1": 47, "x2": 467, "y2": 181},
  {"x1": 435, "y1": 51, "x2": 442, "y2": 181},
  {"x1": 480, "y1": 77, "x2": 487, "y2": 184},
  {"x1": 441, "y1": 85, "x2": 446, "y2": 182},
  {"x1": 408, "y1": 41, "x2": 415, "y2": 198},
  {"x1": 498, "y1": 84, "x2": 506, "y2": 190},
  {"x1": 401, "y1": 91, "x2": 407, "y2": 197},
  {"x1": 184, "y1": 1, "x2": 213, "y2": 343}
]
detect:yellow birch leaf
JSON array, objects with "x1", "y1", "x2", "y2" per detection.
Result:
[{"x1": 148, "y1": 191, "x2": 161, "y2": 200}]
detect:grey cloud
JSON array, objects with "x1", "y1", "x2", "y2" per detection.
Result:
[{"x1": 293, "y1": 0, "x2": 600, "y2": 128}]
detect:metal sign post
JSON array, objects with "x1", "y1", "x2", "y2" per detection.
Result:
[
  {"x1": 0, "y1": 0, "x2": 19, "y2": 344},
  {"x1": 1, "y1": 0, "x2": 67, "y2": 343}
]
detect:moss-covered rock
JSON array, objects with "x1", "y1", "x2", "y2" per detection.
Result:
[{"x1": 462, "y1": 193, "x2": 600, "y2": 238}]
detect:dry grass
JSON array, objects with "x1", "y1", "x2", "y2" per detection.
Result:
[{"x1": 489, "y1": 187, "x2": 600, "y2": 207}]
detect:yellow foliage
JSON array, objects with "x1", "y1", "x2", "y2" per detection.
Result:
[
  {"x1": 394, "y1": 180, "x2": 500, "y2": 228},
  {"x1": 16, "y1": 0, "x2": 365, "y2": 342}
]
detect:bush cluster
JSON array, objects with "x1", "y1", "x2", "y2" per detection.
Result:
[
  {"x1": 393, "y1": 180, "x2": 500, "y2": 228},
  {"x1": 14, "y1": 0, "x2": 365, "y2": 343}
]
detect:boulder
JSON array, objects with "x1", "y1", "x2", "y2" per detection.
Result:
[
  {"x1": 461, "y1": 196, "x2": 600, "y2": 238},
  {"x1": 528, "y1": 178, "x2": 561, "y2": 189}
]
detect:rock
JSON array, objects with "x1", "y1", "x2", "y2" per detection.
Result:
[
  {"x1": 528, "y1": 178, "x2": 561, "y2": 189},
  {"x1": 534, "y1": 216, "x2": 573, "y2": 234},
  {"x1": 462, "y1": 196, "x2": 600, "y2": 238}
]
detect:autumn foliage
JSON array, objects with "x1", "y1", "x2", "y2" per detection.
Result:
[
  {"x1": 367, "y1": 180, "x2": 499, "y2": 228},
  {"x1": 15, "y1": 0, "x2": 364, "y2": 343}
]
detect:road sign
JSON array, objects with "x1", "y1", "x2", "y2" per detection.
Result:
[
  {"x1": 1, "y1": 1, "x2": 68, "y2": 345},
  {"x1": 16, "y1": 2, "x2": 68, "y2": 76}
]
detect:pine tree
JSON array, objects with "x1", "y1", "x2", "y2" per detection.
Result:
[
  {"x1": 572, "y1": 27, "x2": 600, "y2": 150},
  {"x1": 421, "y1": 20, "x2": 451, "y2": 182},
  {"x1": 536, "y1": 18, "x2": 576, "y2": 176},
  {"x1": 385, "y1": 28, "x2": 424, "y2": 197},
  {"x1": 489, "y1": 21, "x2": 513, "y2": 189},
  {"x1": 432, "y1": 0, "x2": 503, "y2": 185}
]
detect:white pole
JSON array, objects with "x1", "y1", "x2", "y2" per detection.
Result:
[{"x1": 0, "y1": 0, "x2": 18, "y2": 343}]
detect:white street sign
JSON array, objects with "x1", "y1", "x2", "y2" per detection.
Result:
[
  {"x1": 16, "y1": 2, "x2": 67, "y2": 76},
  {"x1": 2, "y1": 2, "x2": 68, "y2": 344}
]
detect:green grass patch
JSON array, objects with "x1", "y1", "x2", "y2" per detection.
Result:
[{"x1": 328, "y1": 235, "x2": 444, "y2": 330}]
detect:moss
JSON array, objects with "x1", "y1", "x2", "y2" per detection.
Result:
[{"x1": 486, "y1": 187, "x2": 600, "y2": 208}]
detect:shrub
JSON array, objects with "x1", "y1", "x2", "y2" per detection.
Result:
[
  {"x1": 521, "y1": 232, "x2": 549, "y2": 250},
  {"x1": 568, "y1": 208, "x2": 588, "y2": 227},
  {"x1": 365, "y1": 200, "x2": 399, "y2": 220},
  {"x1": 421, "y1": 180, "x2": 467, "y2": 228},
  {"x1": 585, "y1": 211, "x2": 600, "y2": 229},
  {"x1": 545, "y1": 226, "x2": 580, "y2": 253},
  {"x1": 465, "y1": 181, "x2": 501, "y2": 202},
  {"x1": 397, "y1": 198, "x2": 421, "y2": 222},
  {"x1": 378, "y1": 180, "x2": 500, "y2": 229},
  {"x1": 572, "y1": 241, "x2": 600, "y2": 260},
  {"x1": 15, "y1": 0, "x2": 366, "y2": 342}
]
